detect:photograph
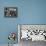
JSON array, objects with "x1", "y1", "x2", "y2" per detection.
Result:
[
  {"x1": 18, "y1": 25, "x2": 46, "y2": 41},
  {"x1": 4, "y1": 7, "x2": 17, "y2": 17}
]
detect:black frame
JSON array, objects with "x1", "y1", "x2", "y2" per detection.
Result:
[{"x1": 4, "y1": 7, "x2": 18, "y2": 18}]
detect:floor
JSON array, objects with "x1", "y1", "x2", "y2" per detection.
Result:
[
  {"x1": 0, "y1": 44, "x2": 18, "y2": 46},
  {"x1": 19, "y1": 40, "x2": 46, "y2": 46},
  {"x1": 0, "y1": 40, "x2": 46, "y2": 46}
]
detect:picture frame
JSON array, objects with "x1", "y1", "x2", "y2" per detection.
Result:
[
  {"x1": 4, "y1": 7, "x2": 18, "y2": 17},
  {"x1": 18, "y1": 24, "x2": 46, "y2": 41}
]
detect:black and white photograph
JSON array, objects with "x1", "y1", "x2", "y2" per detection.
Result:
[{"x1": 4, "y1": 7, "x2": 17, "y2": 17}]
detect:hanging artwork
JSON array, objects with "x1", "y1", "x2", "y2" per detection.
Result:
[
  {"x1": 4, "y1": 7, "x2": 17, "y2": 17},
  {"x1": 18, "y1": 25, "x2": 46, "y2": 41}
]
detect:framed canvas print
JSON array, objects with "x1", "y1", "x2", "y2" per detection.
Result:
[
  {"x1": 4, "y1": 7, "x2": 18, "y2": 17},
  {"x1": 18, "y1": 24, "x2": 46, "y2": 41}
]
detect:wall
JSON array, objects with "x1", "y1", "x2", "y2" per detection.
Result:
[{"x1": 0, "y1": 0, "x2": 46, "y2": 44}]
